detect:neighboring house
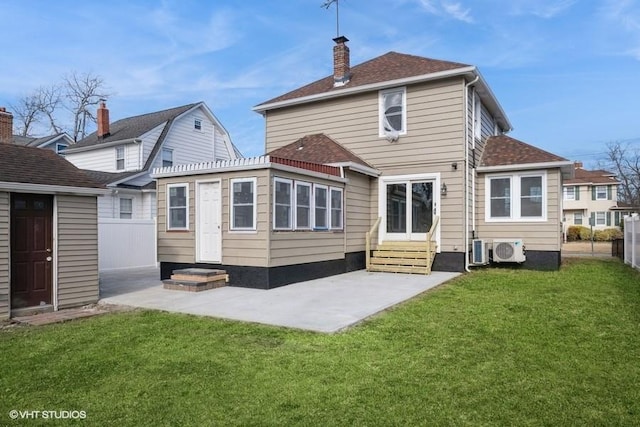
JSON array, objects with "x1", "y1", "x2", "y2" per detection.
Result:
[
  {"x1": 0, "y1": 106, "x2": 72, "y2": 155},
  {"x1": 0, "y1": 141, "x2": 107, "y2": 319},
  {"x1": 63, "y1": 101, "x2": 241, "y2": 270},
  {"x1": 562, "y1": 162, "x2": 630, "y2": 232},
  {"x1": 65, "y1": 101, "x2": 240, "y2": 221},
  {"x1": 152, "y1": 36, "x2": 572, "y2": 289}
]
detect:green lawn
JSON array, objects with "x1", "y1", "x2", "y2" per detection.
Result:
[{"x1": 2, "y1": 258, "x2": 640, "y2": 426}]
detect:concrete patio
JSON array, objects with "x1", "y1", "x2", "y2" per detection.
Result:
[{"x1": 99, "y1": 267, "x2": 460, "y2": 333}]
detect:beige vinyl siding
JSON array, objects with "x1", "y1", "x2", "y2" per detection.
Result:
[
  {"x1": 0, "y1": 192, "x2": 9, "y2": 318},
  {"x1": 265, "y1": 78, "x2": 466, "y2": 174},
  {"x1": 345, "y1": 171, "x2": 372, "y2": 253},
  {"x1": 157, "y1": 170, "x2": 271, "y2": 267},
  {"x1": 222, "y1": 171, "x2": 270, "y2": 267},
  {"x1": 476, "y1": 169, "x2": 562, "y2": 251},
  {"x1": 270, "y1": 232, "x2": 345, "y2": 267},
  {"x1": 56, "y1": 195, "x2": 100, "y2": 309}
]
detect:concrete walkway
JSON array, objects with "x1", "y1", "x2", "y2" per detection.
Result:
[{"x1": 99, "y1": 268, "x2": 460, "y2": 333}]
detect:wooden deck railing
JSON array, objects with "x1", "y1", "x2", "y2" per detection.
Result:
[
  {"x1": 365, "y1": 217, "x2": 382, "y2": 271},
  {"x1": 426, "y1": 216, "x2": 440, "y2": 270}
]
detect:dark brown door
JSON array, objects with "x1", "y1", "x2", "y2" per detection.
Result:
[{"x1": 10, "y1": 194, "x2": 53, "y2": 309}]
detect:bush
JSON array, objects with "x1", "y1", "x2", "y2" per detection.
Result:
[
  {"x1": 579, "y1": 227, "x2": 593, "y2": 241},
  {"x1": 566, "y1": 226, "x2": 586, "y2": 241},
  {"x1": 594, "y1": 228, "x2": 623, "y2": 241}
]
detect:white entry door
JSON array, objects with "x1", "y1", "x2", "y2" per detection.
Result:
[{"x1": 197, "y1": 181, "x2": 221, "y2": 262}]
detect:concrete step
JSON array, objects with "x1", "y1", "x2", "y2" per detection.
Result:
[
  {"x1": 171, "y1": 268, "x2": 227, "y2": 282},
  {"x1": 163, "y1": 278, "x2": 226, "y2": 292}
]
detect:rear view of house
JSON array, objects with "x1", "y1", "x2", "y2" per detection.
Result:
[
  {"x1": 0, "y1": 114, "x2": 106, "y2": 318},
  {"x1": 153, "y1": 36, "x2": 572, "y2": 289}
]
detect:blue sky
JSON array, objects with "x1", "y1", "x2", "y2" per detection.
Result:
[{"x1": 2, "y1": 0, "x2": 639, "y2": 166}]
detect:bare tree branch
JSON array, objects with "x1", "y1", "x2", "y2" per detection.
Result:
[
  {"x1": 10, "y1": 93, "x2": 41, "y2": 136},
  {"x1": 63, "y1": 71, "x2": 109, "y2": 141},
  {"x1": 604, "y1": 141, "x2": 640, "y2": 206}
]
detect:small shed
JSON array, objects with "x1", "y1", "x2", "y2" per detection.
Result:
[{"x1": 0, "y1": 143, "x2": 106, "y2": 318}]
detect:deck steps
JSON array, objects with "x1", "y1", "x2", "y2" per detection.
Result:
[
  {"x1": 367, "y1": 241, "x2": 437, "y2": 275},
  {"x1": 163, "y1": 268, "x2": 228, "y2": 292}
]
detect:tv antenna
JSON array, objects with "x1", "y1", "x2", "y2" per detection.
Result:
[{"x1": 322, "y1": 0, "x2": 342, "y2": 37}]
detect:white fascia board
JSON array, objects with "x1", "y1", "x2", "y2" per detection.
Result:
[
  {"x1": 64, "y1": 138, "x2": 142, "y2": 154},
  {"x1": 151, "y1": 162, "x2": 347, "y2": 183},
  {"x1": 0, "y1": 181, "x2": 110, "y2": 196},
  {"x1": 472, "y1": 69, "x2": 512, "y2": 132},
  {"x1": 477, "y1": 161, "x2": 574, "y2": 173},
  {"x1": 108, "y1": 171, "x2": 150, "y2": 187},
  {"x1": 253, "y1": 66, "x2": 477, "y2": 113},
  {"x1": 327, "y1": 162, "x2": 381, "y2": 177}
]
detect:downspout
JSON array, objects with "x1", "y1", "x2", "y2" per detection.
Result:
[{"x1": 464, "y1": 75, "x2": 480, "y2": 272}]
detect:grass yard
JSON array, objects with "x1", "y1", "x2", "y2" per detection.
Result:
[{"x1": 2, "y1": 258, "x2": 640, "y2": 426}]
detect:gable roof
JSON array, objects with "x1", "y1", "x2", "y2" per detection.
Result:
[
  {"x1": 258, "y1": 52, "x2": 470, "y2": 106},
  {"x1": 565, "y1": 167, "x2": 620, "y2": 186},
  {"x1": 72, "y1": 103, "x2": 198, "y2": 149},
  {"x1": 12, "y1": 133, "x2": 70, "y2": 148},
  {"x1": 268, "y1": 134, "x2": 374, "y2": 168},
  {"x1": 0, "y1": 144, "x2": 103, "y2": 189},
  {"x1": 480, "y1": 135, "x2": 569, "y2": 169}
]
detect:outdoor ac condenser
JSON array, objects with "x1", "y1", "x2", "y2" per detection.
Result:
[
  {"x1": 471, "y1": 239, "x2": 489, "y2": 265},
  {"x1": 492, "y1": 239, "x2": 526, "y2": 263}
]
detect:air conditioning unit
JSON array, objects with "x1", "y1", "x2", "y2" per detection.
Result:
[
  {"x1": 492, "y1": 239, "x2": 526, "y2": 263},
  {"x1": 471, "y1": 239, "x2": 489, "y2": 265}
]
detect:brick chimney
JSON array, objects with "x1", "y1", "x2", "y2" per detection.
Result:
[
  {"x1": 97, "y1": 101, "x2": 110, "y2": 138},
  {"x1": 574, "y1": 161, "x2": 583, "y2": 169},
  {"x1": 333, "y1": 36, "x2": 351, "y2": 87},
  {"x1": 0, "y1": 107, "x2": 13, "y2": 144}
]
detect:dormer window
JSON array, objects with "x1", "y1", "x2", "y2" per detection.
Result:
[
  {"x1": 56, "y1": 143, "x2": 67, "y2": 156},
  {"x1": 194, "y1": 118, "x2": 202, "y2": 131},
  {"x1": 379, "y1": 87, "x2": 406, "y2": 138},
  {"x1": 162, "y1": 148, "x2": 173, "y2": 167}
]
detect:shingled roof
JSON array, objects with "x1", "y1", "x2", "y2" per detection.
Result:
[
  {"x1": 72, "y1": 103, "x2": 198, "y2": 149},
  {"x1": 480, "y1": 135, "x2": 568, "y2": 168},
  {"x1": 268, "y1": 134, "x2": 374, "y2": 168},
  {"x1": 565, "y1": 167, "x2": 620, "y2": 185},
  {"x1": 256, "y1": 51, "x2": 470, "y2": 107},
  {"x1": 0, "y1": 144, "x2": 103, "y2": 189},
  {"x1": 12, "y1": 133, "x2": 68, "y2": 147}
]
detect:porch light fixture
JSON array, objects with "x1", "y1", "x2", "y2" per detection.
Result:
[
  {"x1": 451, "y1": 162, "x2": 457, "y2": 170},
  {"x1": 441, "y1": 183, "x2": 447, "y2": 196}
]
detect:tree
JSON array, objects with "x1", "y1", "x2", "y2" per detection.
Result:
[
  {"x1": 10, "y1": 72, "x2": 109, "y2": 141},
  {"x1": 603, "y1": 141, "x2": 640, "y2": 207},
  {"x1": 63, "y1": 71, "x2": 110, "y2": 142}
]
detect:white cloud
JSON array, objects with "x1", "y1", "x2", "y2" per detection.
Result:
[
  {"x1": 509, "y1": 0, "x2": 577, "y2": 18},
  {"x1": 417, "y1": 0, "x2": 474, "y2": 23},
  {"x1": 599, "y1": 0, "x2": 640, "y2": 60}
]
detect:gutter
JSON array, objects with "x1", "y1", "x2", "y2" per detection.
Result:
[
  {"x1": 476, "y1": 160, "x2": 574, "y2": 173},
  {"x1": 326, "y1": 161, "x2": 381, "y2": 177},
  {"x1": 0, "y1": 181, "x2": 110, "y2": 196}
]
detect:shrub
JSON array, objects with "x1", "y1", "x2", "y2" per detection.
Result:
[
  {"x1": 594, "y1": 228, "x2": 623, "y2": 241},
  {"x1": 566, "y1": 226, "x2": 584, "y2": 241},
  {"x1": 579, "y1": 227, "x2": 593, "y2": 241}
]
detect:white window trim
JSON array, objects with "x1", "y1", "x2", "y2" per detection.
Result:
[
  {"x1": 294, "y1": 181, "x2": 312, "y2": 230},
  {"x1": 574, "y1": 212, "x2": 582, "y2": 225},
  {"x1": 273, "y1": 177, "x2": 293, "y2": 230},
  {"x1": 194, "y1": 118, "x2": 203, "y2": 132},
  {"x1": 595, "y1": 185, "x2": 607, "y2": 200},
  {"x1": 119, "y1": 197, "x2": 133, "y2": 219},
  {"x1": 314, "y1": 184, "x2": 329, "y2": 230},
  {"x1": 166, "y1": 183, "x2": 189, "y2": 231},
  {"x1": 378, "y1": 87, "x2": 407, "y2": 138},
  {"x1": 564, "y1": 186, "x2": 575, "y2": 201},
  {"x1": 596, "y1": 211, "x2": 606, "y2": 226},
  {"x1": 329, "y1": 187, "x2": 344, "y2": 230},
  {"x1": 115, "y1": 146, "x2": 125, "y2": 171},
  {"x1": 485, "y1": 171, "x2": 547, "y2": 222},
  {"x1": 230, "y1": 177, "x2": 257, "y2": 231},
  {"x1": 56, "y1": 143, "x2": 67, "y2": 156},
  {"x1": 162, "y1": 148, "x2": 174, "y2": 167}
]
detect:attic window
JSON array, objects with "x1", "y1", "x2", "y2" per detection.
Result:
[
  {"x1": 194, "y1": 118, "x2": 202, "y2": 131},
  {"x1": 379, "y1": 87, "x2": 407, "y2": 139},
  {"x1": 115, "y1": 146, "x2": 125, "y2": 170},
  {"x1": 162, "y1": 148, "x2": 173, "y2": 167}
]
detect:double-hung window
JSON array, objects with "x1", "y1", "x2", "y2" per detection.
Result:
[
  {"x1": 486, "y1": 172, "x2": 546, "y2": 221},
  {"x1": 231, "y1": 178, "x2": 256, "y2": 230},
  {"x1": 194, "y1": 118, "x2": 202, "y2": 131},
  {"x1": 119, "y1": 198, "x2": 133, "y2": 219},
  {"x1": 274, "y1": 178, "x2": 293, "y2": 230},
  {"x1": 596, "y1": 211, "x2": 606, "y2": 226},
  {"x1": 330, "y1": 187, "x2": 343, "y2": 229},
  {"x1": 162, "y1": 148, "x2": 173, "y2": 167},
  {"x1": 314, "y1": 185, "x2": 328, "y2": 229},
  {"x1": 115, "y1": 146, "x2": 125, "y2": 170},
  {"x1": 379, "y1": 87, "x2": 406, "y2": 137},
  {"x1": 295, "y1": 181, "x2": 312, "y2": 229},
  {"x1": 564, "y1": 186, "x2": 575, "y2": 200},
  {"x1": 595, "y1": 186, "x2": 608, "y2": 200},
  {"x1": 167, "y1": 184, "x2": 188, "y2": 230},
  {"x1": 574, "y1": 212, "x2": 583, "y2": 225}
]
